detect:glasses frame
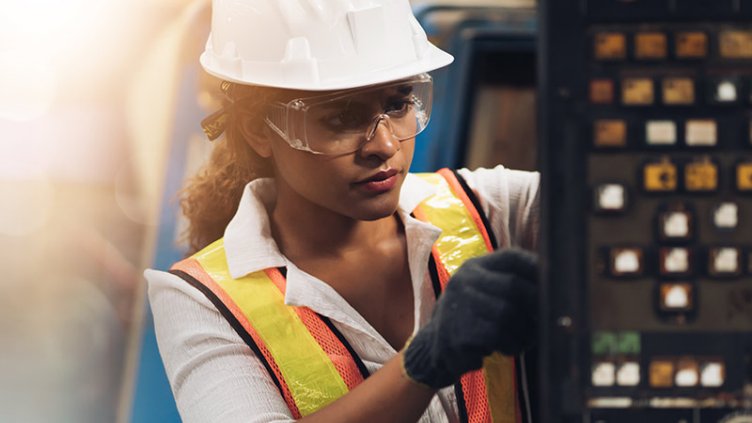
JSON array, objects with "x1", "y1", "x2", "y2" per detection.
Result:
[{"x1": 263, "y1": 73, "x2": 433, "y2": 155}]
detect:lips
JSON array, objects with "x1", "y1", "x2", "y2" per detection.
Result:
[{"x1": 354, "y1": 168, "x2": 400, "y2": 193}]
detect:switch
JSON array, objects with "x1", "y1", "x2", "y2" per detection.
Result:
[
  {"x1": 635, "y1": 32, "x2": 668, "y2": 60},
  {"x1": 610, "y1": 248, "x2": 643, "y2": 276},
  {"x1": 649, "y1": 359, "x2": 675, "y2": 387},
  {"x1": 592, "y1": 361, "x2": 616, "y2": 386},
  {"x1": 684, "y1": 157, "x2": 719, "y2": 192},
  {"x1": 590, "y1": 79, "x2": 615, "y2": 104},
  {"x1": 720, "y1": 30, "x2": 752, "y2": 59},
  {"x1": 675, "y1": 358, "x2": 700, "y2": 387},
  {"x1": 709, "y1": 78, "x2": 740, "y2": 104},
  {"x1": 660, "y1": 247, "x2": 691, "y2": 275},
  {"x1": 714, "y1": 202, "x2": 739, "y2": 229},
  {"x1": 622, "y1": 78, "x2": 655, "y2": 105},
  {"x1": 685, "y1": 119, "x2": 717, "y2": 146},
  {"x1": 737, "y1": 162, "x2": 752, "y2": 191},
  {"x1": 700, "y1": 361, "x2": 725, "y2": 387},
  {"x1": 675, "y1": 31, "x2": 708, "y2": 59},
  {"x1": 595, "y1": 184, "x2": 627, "y2": 212},
  {"x1": 644, "y1": 158, "x2": 678, "y2": 192},
  {"x1": 659, "y1": 208, "x2": 693, "y2": 241},
  {"x1": 659, "y1": 283, "x2": 694, "y2": 311},
  {"x1": 709, "y1": 247, "x2": 741, "y2": 276},
  {"x1": 616, "y1": 362, "x2": 641, "y2": 386},
  {"x1": 595, "y1": 32, "x2": 627, "y2": 60},
  {"x1": 663, "y1": 78, "x2": 695, "y2": 105},
  {"x1": 594, "y1": 119, "x2": 627, "y2": 147},
  {"x1": 646, "y1": 120, "x2": 677, "y2": 145}
]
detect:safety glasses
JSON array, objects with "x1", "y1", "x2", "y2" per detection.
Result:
[{"x1": 264, "y1": 73, "x2": 433, "y2": 155}]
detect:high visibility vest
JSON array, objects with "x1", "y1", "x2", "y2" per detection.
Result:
[{"x1": 170, "y1": 168, "x2": 524, "y2": 422}]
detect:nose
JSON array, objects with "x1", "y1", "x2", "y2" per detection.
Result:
[{"x1": 359, "y1": 115, "x2": 399, "y2": 159}]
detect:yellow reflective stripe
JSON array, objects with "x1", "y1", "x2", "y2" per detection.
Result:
[
  {"x1": 415, "y1": 173, "x2": 489, "y2": 275},
  {"x1": 484, "y1": 353, "x2": 518, "y2": 423},
  {"x1": 194, "y1": 240, "x2": 349, "y2": 416}
]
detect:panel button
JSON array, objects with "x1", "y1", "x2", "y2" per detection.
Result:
[
  {"x1": 659, "y1": 282, "x2": 694, "y2": 311},
  {"x1": 662, "y1": 77, "x2": 695, "y2": 105},
  {"x1": 594, "y1": 32, "x2": 627, "y2": 60},
  {"x1": 658, "y1": 204, "x2": 693, "y2": 241},
  {"x1": 592, "y1": 361, "x2": 616, "y2": 387},
  {"x1": 700, "y1": 361, "x2": 725, "y2": 387},
  {"x1": 595, "y1": 183, "x2": 627, "y2": 212},
  {"x1": 644, "y1": 158, "x2": 678, "y2": 192},
  {"x1": 709, "y1": 247, "x2": 741, "y2": 276},
  {"x1": 708, "y1": 78, "x2": 740, "y2": 104},
  {"x1": 649, "y1": 359, "x2": 675, "y2": 387},
  {"x1": 622, "y1": 78, "x2": 655, "y2": 105},
  {"x1": 719, "y1": 30, "x2": 752, "y2": 59},
  {"x1": 594, "y1": 120, "x2": 627, "y2": 147},
  {"x1": 660, "y1": 247, "x2": 692, "y2": 276},
  {"x1": 610, "y1": 247, "x2": 644, "y2": 277},
  {"x1": 590, "y1": 79, "x2": 615, "y2": 104},
  {"x1": 675, "y1": 31, "x2": 708, "y2": 59},
  {"x1": 737, "y1": 161, "x2": 752, "y2": 191},
  {"x1": 646, "y1": 120, "x2": 677, "y2": 145},
  {"x1": 616, "y1": 362, "x2": 641, "y2": 387},
  {"x1": 635, "y1": 32, "x2": 668, "y2": 60},
  {"x1": 685, "y1": 119, "x2": 717, "y2": 147},
  {"x1": 675, "y1": 358, "x2": 700, "y2": 387},
  {"x1": 684, "y1": 157, "x2": 719, "y2": 192},
  {"x1": 714, "y1": 202, "x2": 739, "y2": 229}
]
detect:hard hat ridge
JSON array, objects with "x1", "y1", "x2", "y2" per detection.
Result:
[{"x1": 200, "y1": 0, "x2": 453, "y2": 91}]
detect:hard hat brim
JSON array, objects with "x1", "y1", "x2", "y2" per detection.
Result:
[{"x1": 200, "y1": 44, "x2": 454, "y2": 92}]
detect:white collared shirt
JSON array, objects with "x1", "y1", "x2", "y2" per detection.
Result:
[{"x1": 145, "y1": 166, "x2": 539, "y2": 423}]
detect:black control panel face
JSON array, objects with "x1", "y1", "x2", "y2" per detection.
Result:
[{"x1": 540, "y1": 1, "x2": 752, "y2": 422}]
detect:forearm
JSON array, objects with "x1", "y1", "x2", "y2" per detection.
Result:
[{"x1": 300, "y1": 352, "x2": 436, "y2": 423}]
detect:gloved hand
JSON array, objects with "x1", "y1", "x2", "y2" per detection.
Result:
[{"x1": 402, "y1": 248, "x2": 538, "y2": 389}]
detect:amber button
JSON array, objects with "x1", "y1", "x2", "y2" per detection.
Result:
[
  {"x1": 662, "y1": 77, "x2": 695, "y2": 105},
  {"x1": 737, "y1": 161, "x2": 752, "y2": 191},
  {"x1": 594, "y1": 120, "x2": 627, "y2": 147},
  {"x1": 622, "y1": 78, "x2": 654, "y2": 106},
  {"x1": 595, "y1": 32, "x2": 627, "y2": 60},
  {"x1": 644, "y1": 157, "x2": 678, "y2": 192},
  {"x1": 720, "y1": 30, "x2": 752, "y2": 59},
  {"x1": 635, "y1": 32, "x2": 668, "y2": 60},
  {"x1": 675, "y1": 32, "x2": 708, "y2": 59},
  {"x1": 684, "y1": 157, "x2": 718, "y2": 192},
  {"x1": 590, "y1": 79, "x2": 615, "y2": 104},
  {"x1": 650, "y1": 359, "x2": 675, "y2": 387}
]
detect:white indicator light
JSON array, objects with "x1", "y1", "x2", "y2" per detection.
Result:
[
  {"x1": 617, "y1": 362, "x2": 641, "y2": 386},
  {"x1": 675, "y1": 367, "x2": 699, "y2": 387},
  {"x1": 717, "y1": 81, "x2": 738, "y2": 102},
  {"x1": 598, "y1": 184, "x2": 625, "y2": 211},
  {"x1": 664, "y1": 212, "x2": 690, "y2": 238},
  {"x1": 614, "y1": 249, "x2": 640, "y2": 274},
  {"x1": 714, "y1": 203, "x2": 738, "y2": 229},
  {"x1": 713, "y1": 248, "x2": 739, "y2": 274},
  {"x1": 663, "y1": 285, "x2": 691, "y2": 309},
  {"x1": 664, "y1": 248, "x2": 689, "y2": 274},
  {"x1": 592, "y1": 362, "x2": 616, "y2": 386},
  {"x1": 646, "y1": 121, "x2": 677, "y2": 145},
  {"x1": 686, "y1": 120, "x2": 717, "y2": 146},
  {"x1": 700, "y1": 362, "x2": 725, "y2": 387}
]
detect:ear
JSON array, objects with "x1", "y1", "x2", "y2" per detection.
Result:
[{"x1": 239, "y1": 115, "x2": 273, "y2": 159}]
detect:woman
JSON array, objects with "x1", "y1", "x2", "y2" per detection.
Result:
[{"x1": 145, "y1": 1, "x2": 539, "y2": 422}]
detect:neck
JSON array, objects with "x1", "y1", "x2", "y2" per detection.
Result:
[{"x1": 270, "y1": 183, "x2": 400, "y2": 261}]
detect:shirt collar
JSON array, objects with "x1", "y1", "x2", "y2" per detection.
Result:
[{"x1": 223, "y1": 172, "x2": 436, "y2": 280}]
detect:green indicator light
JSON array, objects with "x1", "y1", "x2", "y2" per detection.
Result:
[
  {"x1": 592, "y1": 331, "x2": 618, "y2": 355},
  {"x1": 617, "y1": 332, "x2": 641, "y2": 355}
]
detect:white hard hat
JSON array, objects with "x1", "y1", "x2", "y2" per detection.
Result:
[{"x1": 200, "y1": 0, "x2": 454, "y2": 91}]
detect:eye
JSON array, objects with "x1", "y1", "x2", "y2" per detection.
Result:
[
  {"x1": 320, "y1": 106, "x2": 371, "y2": 131},
  {"x1": 384, "y1": 96, "x2": 416, "y2": 117}
]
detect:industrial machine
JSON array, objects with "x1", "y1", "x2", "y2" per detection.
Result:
[{"x1": 539, "y1": 1, "x2": 752, "y2": 422}]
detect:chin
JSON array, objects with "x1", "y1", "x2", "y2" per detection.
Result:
[{"x1": 350, "y1": 197, "x2": 401, "y2": 221}]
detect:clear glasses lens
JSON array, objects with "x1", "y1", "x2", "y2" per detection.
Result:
[{"x1": 265, "y1": 74, "x2": 433, "y2": 155}]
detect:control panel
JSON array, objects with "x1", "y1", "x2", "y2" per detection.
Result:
[{"x1": 540, "y1": 1, "x2": 752, "y2": 422}]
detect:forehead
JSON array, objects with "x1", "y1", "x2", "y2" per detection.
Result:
[{"x1": 284, "y1": 78, "x2": 415, "y2": 103}]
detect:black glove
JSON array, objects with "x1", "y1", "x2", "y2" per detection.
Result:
[{"x1": 402, "y1": 248, "x2": 538, "y2": 389}]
